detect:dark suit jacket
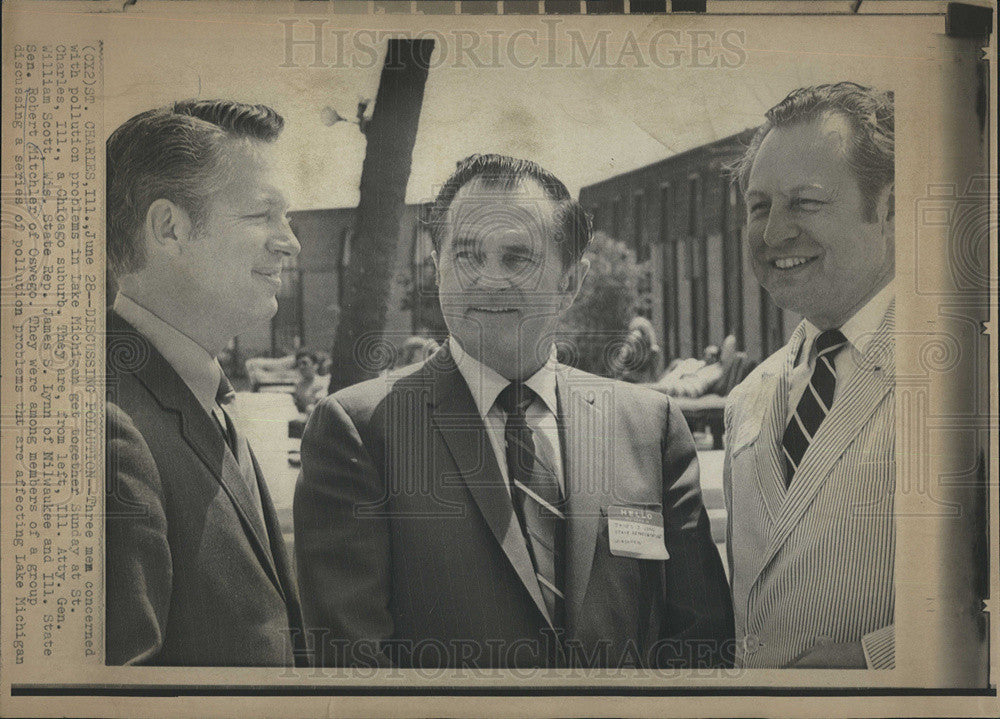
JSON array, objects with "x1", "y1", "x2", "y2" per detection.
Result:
[
  {"x1": 105, "y1": 312, "x2": 306, "y2": 666},
  {"x1": 294, "y1": 347, "x2": 733, "y2": 668}
]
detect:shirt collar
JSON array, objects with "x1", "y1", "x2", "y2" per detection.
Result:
[
  {"x1": 799, "y1": 281, "x2": 895, "y2": 364},
  {"x1": 840, "y1": 280, "x2": 894, "y2": 356},
  {"x1": 113, "y1": 292, "x2": 223, "y2": 415},
  {"x1": 449, "y1": 336, "x2": 559, "y2": 419}
]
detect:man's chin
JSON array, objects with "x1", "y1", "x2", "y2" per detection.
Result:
[
  {"x1": 763, "y1": 283, "x2": 813, "y2": 316},
  {"x1": 229, "y1": 298, "x2": 279, "y2": 335},
  {"x1": 455, "y1": 339, "x2": 517, "y2": 378}
]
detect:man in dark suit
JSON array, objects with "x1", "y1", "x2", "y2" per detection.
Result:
[
  {"x1": 295, "y1": 154, "x2": 733, "y2": 669},
  {"x1": 105, "y1": 100, "x2": 306, "y2": 666}
]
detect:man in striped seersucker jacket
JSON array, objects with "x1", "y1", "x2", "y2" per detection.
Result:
[{"x1": 724, "y1": 82, "x2": 896, "y2": 669}]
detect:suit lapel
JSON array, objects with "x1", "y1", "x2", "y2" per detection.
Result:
[
  {"x1": 556, "y1": 372, "x2": 605, "y2": 634},
  {"x1": 229, "y1": 423, "x2": 277, "y2": 560},
  {"x1": 249, "y1": 445, "x2": 309, "y2": 665},
  {"x1": 107, "y1": 312, "x2": 286, "y2": 598},
  {"x1": 765, "y1": 302, "x2": 896, "y2": 564},
  {"x1": 250, "y1": 445, "x2": 304, "y2": 626},
  {"x1": 752, "y1": 369, "x2": 788, "y2": 525},
  {"x1": 428, "y1": 349, "x2": 553, "y2": 629},
  {"x1": 239, "y1": 443, "x2": 284, "y2": 597},
  {"x1": 755, "y1": 323, "x2": 808, "y2": 524}
]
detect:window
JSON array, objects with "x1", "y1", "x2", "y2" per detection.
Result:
[
  {"x1": 688, "y1": 175, "x2": 700, "y2": 236},
  {"x1": 271, "y1": 251, "x2": 302, "y2": 355},
  {"x1": 688, "y1": 175, "x2": 708, "y2": 356},
  {"x1": 722, "y1": 177, "x2": 744, "y2": 346},
  {"x1": 633, "y1": 191, "x2": 649, "y2": 261},
  {"x1": 760, "y1": 287, "x2": 785, "y2": 358},
  {"x1": 659, "y1": 183, "x2": 679, "y2": 362}
]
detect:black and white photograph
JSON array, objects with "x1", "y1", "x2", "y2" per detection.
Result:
[{"x1": 1, "y1": 1, "x2": 995, "y2": 717}]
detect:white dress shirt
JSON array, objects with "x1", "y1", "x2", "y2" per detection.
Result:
[
  {"x1": 449, "y1": 337, "x2": 565, "y2": 495},
  {"x1": 786, "y1": 281, "x2": 895, "y2": 423}
]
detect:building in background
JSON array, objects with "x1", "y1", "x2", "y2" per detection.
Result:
[
  {"x1": 250, "y1": 130, "x2": 798, "y2": 373},
  {"x1": 579, "y1": 129, "x2": 798, "y2": 365}
]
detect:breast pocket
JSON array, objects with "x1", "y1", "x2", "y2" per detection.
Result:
[
  {"x1": 728, "y1": 423, "x2": 760, "y2": 462},
  {"x1": 727, "y1": 419, "x2": 765, "y2": 503},
  {"x1": 583, "y1": 509, "x2": 661, "y2": 645},
  {"x1": 725, "y1": 379, "x2": 775, "y2": 455},
  {"x1": 725, "y1": 421, "x2": 772, "y2": 556},
  {"x1": 724, "y1": 396, "x2": 770, "y2": 510}
]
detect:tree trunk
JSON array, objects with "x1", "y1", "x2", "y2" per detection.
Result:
[{"x1": 327, "y1": 39, "x2": 434, "y2": 393}]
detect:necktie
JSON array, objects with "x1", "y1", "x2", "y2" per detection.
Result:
[
  {"x1": 496, "y1": 382, "x2": 565, "y2": 630},
  {"x1": 216, "y1": 372, "x2": 239, "y2": 456},
  {"x1": 215, "y1": 372, "x2": 268, "y2": 540},
  {"x1": 781, "y1": 329, "x2": 848, "y2": 486}
]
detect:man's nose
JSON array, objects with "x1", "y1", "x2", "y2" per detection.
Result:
[
  {"x1": 762, "y1": 205, "x2": 798, "y2": 248},
  {"x1": 270, "y1": 220, "x2": 301, "y2": 257}
]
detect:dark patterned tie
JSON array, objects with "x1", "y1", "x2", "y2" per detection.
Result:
[
  {"x1": 781, "y1": 329, "x2": 848, "y2": 487},
  {"x1": 216, "y1": 372, "x2": 239, "y2": 456},
  {"x1": 216, "y1": 372, "x2": 267, "y2": 538},
  {"x1": 496, "y1": 382, "x2": 565, "y2": 630}
]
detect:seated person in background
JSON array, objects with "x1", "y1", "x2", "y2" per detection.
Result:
[
  {"x1": 654, "y1": 335, "x2": 738, "y2": 398},
  {"x1": 292, "y1": 349, "x2": 330, "y2": 415},
  {"x1": 667, "y1": 343, "x2": 719, "y2": 376},
  {"x1": 614, "y1": 316, "x2": 662, "y2": 384}
]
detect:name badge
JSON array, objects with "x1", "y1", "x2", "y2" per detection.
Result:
[{"x1": 606, "y1": 505, "x2": 670, "y2": 560}]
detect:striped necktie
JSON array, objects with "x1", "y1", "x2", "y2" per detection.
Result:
[
  {"x1": 781, "y1": 329, "x2": 848, "y2": 487},
  {"x1": 496, "y1": 382, "x2": 565, "y2": 630}
]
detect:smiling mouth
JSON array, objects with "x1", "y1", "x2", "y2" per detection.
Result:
[
  {"x1": 253, "y1": 270, "x2": 282, "y2": 284},
  {"x1": 772, "y1": 256, "x2": 815, "y2": 270}
]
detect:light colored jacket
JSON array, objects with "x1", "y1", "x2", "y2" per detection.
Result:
[{"x1": 724, "y1": 301, "x2": 895, "y2": 669}]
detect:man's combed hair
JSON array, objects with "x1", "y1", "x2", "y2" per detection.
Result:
[
  {"x1": 106, "y1": 99, "x2": 284, "y2": 278},
  {"x1": 427, "y1": 153, "x2": 593, "y2": 268},
  {"x1": 733, "y1": 82, "x2": 894, "y2": 220}
]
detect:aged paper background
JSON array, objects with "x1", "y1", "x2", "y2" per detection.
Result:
[{"x1": 2, "y1": 1, "x2": 996, "y2": 717}]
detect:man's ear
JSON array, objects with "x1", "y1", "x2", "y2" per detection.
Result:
[
  {"x1": 145, "y1": 198, "x2": 193, "y2": 256},
  {"x1": 559, "y1": 257, "x2": 590, "y2": 310}
]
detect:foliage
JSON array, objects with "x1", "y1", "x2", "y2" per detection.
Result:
[{"x1": 558, "y1": 231, "x2": 643, "y2": 377}]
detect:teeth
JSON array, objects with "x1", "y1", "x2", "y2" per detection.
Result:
[{"x1": 774, "y1": 257, "x2": 811, "y2": 269}]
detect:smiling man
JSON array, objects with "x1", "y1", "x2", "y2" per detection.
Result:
[
  {"x1": 724, "y1": 83, "x2": 896, "y2": 669},
  {"x1": 295, "y1": 154, "x2": 733, "y2": 669},
  {"x1": 105, "y1": 100, "x2": 306, "y2": 666}
]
